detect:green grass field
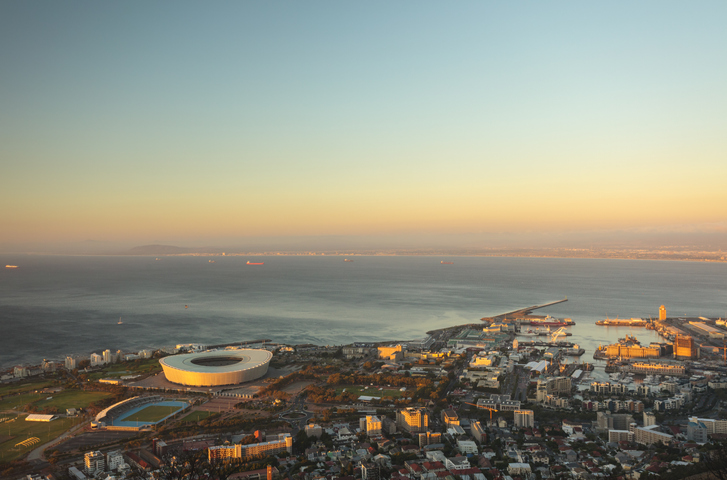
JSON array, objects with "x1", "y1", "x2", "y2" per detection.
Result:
[
  {"x1": 120, "y1": 405, "x2": 181, "y2": 423},
  {"x1": 0, "y1": 390, "x2": 111, "y2": 413},
  {"x1": 33, "y1": 391, "x2": 111, "y2": 411},
  {"x1": 334, "y1": 385, "x2": 404, "y2": 398},
  {"x1": 88, "y1": 358, "x2": 163, "y2": 381},
  {"x1": 0, "y1": 415, "x2": 77, "y2": 464},
  {"x1": 0, "y1": 381, "x2": 54, "y2": 397},
  {"x1": 0, "y1": 393, "x2": 48, "y2": 412},
  {"x1": 179, "y1": 410, "x2": 215, "y2": 423}
]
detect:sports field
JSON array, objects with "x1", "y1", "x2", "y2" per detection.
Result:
[
  {"x1": 120, "y1": 405, "x2": 180, "y2": 422},
  {"x1": 0, "y1": 381, "x2": 54, "y2": 397},
  {"x1": 0, "y1": 390, "x2": 111, "y2": 412},
  {"x1": 113, "y1": 401, "x2": 188, "y2": 427},
  {"x1": 0, "y1": 414, "x2": 76, "y2": 464}
]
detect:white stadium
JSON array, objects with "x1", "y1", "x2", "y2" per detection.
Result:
[{"x1": 160, "y1": 349, "x2": 273, "y2": 387}]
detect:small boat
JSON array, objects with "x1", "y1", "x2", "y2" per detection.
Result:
[
  {"x1": 117, "y1": 316, "x2": 123, "y2": 325},
  {"x1": 185, "y1": 305, "x2": 188, "y2": 309},
  {"x1": 440, "y1": 261, "x2": 454, "y2": 265},
  {"x1": 208, "y1": 260, "x2": 215, "y2": 263},
  {"x1": 246, "y1": 261, "x2": 264, "y2": 265}
]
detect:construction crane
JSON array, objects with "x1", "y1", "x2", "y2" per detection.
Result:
[
  {"x1": 551, "y1": 327, "x2": 567, "y2": 343},
  {"x1": 702, "y1": 340, "x2": 727, "y2": 365},
  {"x1": 463, "y1": 402, "x2": 498, "y2": 420}
]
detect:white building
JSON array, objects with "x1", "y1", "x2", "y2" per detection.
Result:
[
  {"x1": 457, "y1": 439, "x2": 478, "y2": 454},
  {"x1": 84, "y1": 451, "x2": 105, "y2": 475},
  {"x1": 305, "y1": 423, "x2": 322, "y2": 438},
  {"x1": 90, "y1": 353, "x2": 104, "y2": 367},
  {"x1": 65, "y1": 356, "x2": 77, "y2": 370},
  {"x1": 106, "y1": 450, "x2": 125, "y2": 471},
  {"x1": 68, "y1": 466, "x2": 87, "y2": 480}
]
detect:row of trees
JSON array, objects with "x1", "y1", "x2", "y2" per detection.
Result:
[{"x1": 325, "y1": 372, "x2": 434, "y2": 389}]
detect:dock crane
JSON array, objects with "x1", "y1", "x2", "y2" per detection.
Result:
[
  {"x1": 551, "y1": 327, "x2": 567, "y2": 343},
  {"x1": 464, "y1": 402, "x2": 499, "y2": 420}
]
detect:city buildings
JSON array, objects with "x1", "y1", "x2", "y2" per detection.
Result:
[
  {"x1": 396, "y1": 407, "x2": 428, "y2": 433},
  {"x1": 361, "y1": 415, "x2": 382, "y2": 436},
  {"x1": 513, "y1": 410, "x2": 534, "y2": 428},
  {"x1": 208, "y1": 434, "x2": 292, "y2": 462},
  {"x1": 633, "y1": 425, "x2": 673, "y2": 445},
  {"x1": 84, "y1": 451, "x2": 105, "y2": 475},
  {"x1": 471, "y1": 421, "x2": 486, "y2": 442},
  {"x1": 441, "y1": 409, "x2": 459, "y2": 427},
  {"x1": 64, "y1": 356, "x2": 77, "y2": 370},
  {"x1": 675, "y1": 335, "x2": 698, "y2": 359}
]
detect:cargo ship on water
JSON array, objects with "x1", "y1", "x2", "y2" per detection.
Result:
[
  {"x1": 440, "y1": 261, "x2": 454, "y2": 264},
  {"x1": 344, "y1": 259, "x2": 354, "y2": 262},
  {"x1": 523, "y1": 315, "x2": 575, "y2": 327},
  {"x1": 5, "y1": 265, "x2": 18, "y2": 269},
  {"x1": 246, "y1": 261, "x2": 264, "y2": 265},
  {"x1": 595, "y1": 317, "x2": 647, "y2": 327}
]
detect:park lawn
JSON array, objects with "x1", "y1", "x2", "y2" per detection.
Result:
[
  {"x1": 120, "y1": 405, "x2": 181, "y2": 423},
  {"x1": 179, "y1": 410, "x2": 214, "y2": 423},
  {"x1": 88, "y1": 358, "x2": 162, "y2": 381},
  {"x1": 0, "y1": 415, "x2": 76, "y2": 464},
  {"x1": 33, "y1": 391, "x2": 112, "y2": 411},
  {"x1": 334, "y1": 385, "x2": 403, "y2": 398},
  {"x1": 0, "y1": 381, "x2": 54, "y2": 397},
  {"x1": 0, "y1": 393, "x2": 49, "y2": 412}
]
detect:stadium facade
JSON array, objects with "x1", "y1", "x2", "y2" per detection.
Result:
[{"x1": 160, "y1": 349, "x2": 273, "y2": 387}]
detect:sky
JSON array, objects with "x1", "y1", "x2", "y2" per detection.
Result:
[{"x1": 1, "y1": 2, "x2": 726, "y2": 252}]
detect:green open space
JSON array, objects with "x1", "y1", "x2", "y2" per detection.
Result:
[
  {"x1": 0, "y1": 393, "x2": 48, "y2": 412},
  {"x1": 0, "y1": 381, "x2": 55, "y2": 397},
  {"x1": 34, "y1": 391, "x2": 112, "y2": 411},
  {"x1": 334, "y1": 385, "x2": 404, "y2": 398},
  {"x1": 0, "y1": 390, "x2": 111, "y2": 413},
  {"x1": 0, "y1": 414, "x2": 77, "y2": 464},
  {"x1": 179, "y1": 410, "x2": 215, "y2": 423},
  {"x1": 120, "y1": 405, "x2": 181, "y2": 423},
  {"x1": 88, "y1": 358, "x2": 162, "y2": 381}
]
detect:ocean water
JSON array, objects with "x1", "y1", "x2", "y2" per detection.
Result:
[{"x1": 1, "y1": 255, "x2": 726, "y2": 370}]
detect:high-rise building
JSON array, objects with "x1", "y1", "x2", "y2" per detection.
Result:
[
  {"x1": 364, "y1": 416, "x2": 382, "y2": 436},
  {"x1": 674, "y1": 335, "x2": 697, "y2": 359},
  {"x1": 418, "y1": 431, "x2": 442, "y2": 448},
  {"x1": 659, "y1": 305, "x2": 667, "y2": 321},
  {"x1": 441, "y1": 409, "x2": 460, "y2": 427},
  {"x1": 65, "y1": 356, "x2": 77, "y2": 370},
  {"x1": 305, "y1": 424, "x2": 322, "y2": 438},
  {"x1": 106, "y1": 450, "x2": 124, "y2": 472},
  {"x1": 90, "y1": 353, "x2": 104, "y2": 366},
  {"x1": 397, "y1": 407, "x2": 428, "y2": 433},
  {"x1": 85, "y1": 451, "x2": 105, "y2": 475},
  {"x1": 471, "y1": 421, "x2": 486, "y2": 442},
  {"x1": 514, "y1": 410, "x2": 535, "y2": 428},
  {"x1": 103, "y1": 349, "x2": 114, "y2": 364},
  {"x1": 362, "y1": 462, "x2": 381, "y2": 480},
  {"x1": 643, "y1": 411, "x2": 656, "y2": 427}
]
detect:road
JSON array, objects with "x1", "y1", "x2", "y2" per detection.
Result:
[{"x1": 27, "y1": 417, "x2": 90, "y2": 461}]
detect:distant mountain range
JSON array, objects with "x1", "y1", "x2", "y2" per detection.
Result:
[{"x1": 127, "y1": 244, "x2": 224, "y2": 255}]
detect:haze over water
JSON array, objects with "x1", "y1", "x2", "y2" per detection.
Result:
[{"x1": 2, "y1": 255, "x2": 725, "y2": 370}]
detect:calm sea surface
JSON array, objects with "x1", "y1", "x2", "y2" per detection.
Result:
[{"x1": 1, "y1": 255, "x2": 726, "y2": 370}]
